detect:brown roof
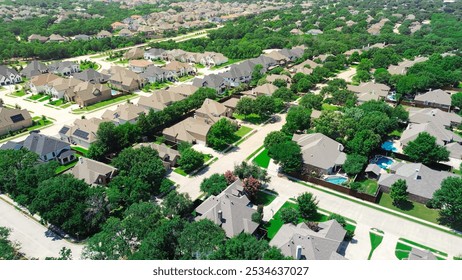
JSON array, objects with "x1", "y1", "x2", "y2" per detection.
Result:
[
  {"x1": 129, "y1": 59, "x2": 153, "y2": 68},
  {"x1": 163, "y1": 117, "x2": 211, "y2": 143},
  {"x1": 137, "y1": 89, "x2": 185, "y2": 111},
  {"x1": 30, "y1": 73, "x2": 61, "y2": 86}
]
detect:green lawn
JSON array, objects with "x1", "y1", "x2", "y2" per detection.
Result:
[
  {"x1": 38, "y1": 95, "x2": 51, "y2": 102},
  {"x1": 253, "y1": 149, "x2": 271, "y2": 169},
  {"x1": 27, "y1": 119, "x2": 53, "y2": 131},
  {"x1": 203, "y1": 154, "x2": 212, "y2": 163},
  {"x1": 195, "y1": 63, "x2": 205, "y2": 69},
  {"x1": 49, "y1": 99, "x2": 64, "y2": 106},
  {"x1": 388, "y1": 129, "x2": 403, "y2": 138},
  {"x1": 378, "y1": 192, "x2": 439, "y2": 224},
  {"x1": 142, "y1": 81, "x2": 174, "y2": 92},
  {"x1": 210, "y1": 59, "x2": 243, "y2": 70},
  {"x1": 398, "y1": 238, "x2": 447, "y2": 257},
  {"x1": 368, "y1": 230, "x2": 384, "y2": 260},
  {"x1": 395, "y1": 242, "x2": 412, "y2": 260},
  {"x1": 11, "y1": 90, "x2": 26, "y2": 97},
  {"x1": 321, "y1": 103, "x2": 340, "y2": 111},
  {"x1": 265, "y1": 201, "x2": 328, "y2": 239},
  {"x1": 234, "y1": 126, "x2": 253, "y2": 138},
  {"x1": 55, "y1": 158, "x2": 79, "y2": 174},
  {"x1": 233, "y1": 113, "x2": 267, "y2": 124},
  {"x1": 72, "y1": 94, "x2": 136, "y2": 113},
  {"x1": 178, "y1": 75, "x2": 195, "y2": 82},
  {"x1": 29, "y1": 93, "x2": 45, "y2": 101},
  {"x1": 254, "y1": 191, "x2": 277, "y2": 206},
  {"x1": 246, "y1": 145, "x2": 264, "y2": 161},
  {"x1": 72, "y1": 146, "x2": 89, "y2": 156},
  {"x1": 357, "y1": 179, "x2": 379, "y2": 195},
  {"x1": 173, "y1": 168, "x2": 188, "y2": 177}
]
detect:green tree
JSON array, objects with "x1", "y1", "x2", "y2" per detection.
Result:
[
  {"x1": 200, "y1": 174, "x2": 228, "y2": 196},
  {"x1": 327, "y1": 213, "x2": 346, "y2": 227},
  {"x1": 251, "y1": 64, "x2": 263, "y2": 87},
  {"x1": 268, "y1": 140, "x2": 302, "y2": 173},
  {"x1": 30, "y1": 174, "x2": 94, "y2": 238},
  {"x1": 282, "y1": 106, "x2": 312, "y2": 134},
  {"x1": 254, "y1": 95, "x2": 277, "y2": 117},
  {"x1": 346, "y1": 129, "x2": 381, "y2": 156},
  {"x1": 212, "y1": 233, "x2": 274, "y2": 260},
  {"x1": 432, "y1": 177, "x2": 462, "y2": 229},
  {"x1": 178, "y1": 148, "x2": 204, "y2": 173},
  {"x1": 235, "y1": 97, "x2": 255, "y2": 116},
  {"x1": 403, "y1": 132, "x2": 450, "y2": 165},
  {"x1": 299, "y1": 93, "x2": 323, "y2": 110},
  {"x1": 233, "y1": 161, "x2": 270, "y2": 183},
  {"x1": 207, "y1": 118, "x2": 238, "y2": 150},
  {"x1": 162, "y1": 190, "x2": 193, "y2": 218},
  {"x1": 296, "y1": 77, "x2": 313, "y2": 93},
  {"x1": 390, "y1": 179, "x2": 408, "y2": 207},
  {"x1": 263, "y1": 131, "x2": 288, "y2": 150},
  {"x1": 273, "y1": 87, "x2": 295, "y2": 102},
  {"x1": 177, "y1": 219, "x2": 226, "y2": 259},
  {"x1": 280, "y1": 207, "x2": 299, "y2": 224},
  {"x1": 374, "y1": 68, "x2": 392, "y2": 84},
  {"x1": 0, "y1": 227, "x2": 21, "y2": 260},
  {"x1": 343, "y1": 154, "x2": 367, "y2": 176},
  {"x1": 272, "y1": 79, "x2": 288, "y2": 88},
  {"x1": 296, "y1": 192, "x2": 318, "y2": 220},
  {"x1": 451, "y1": 92, "x2": 462, "y2": 109}
]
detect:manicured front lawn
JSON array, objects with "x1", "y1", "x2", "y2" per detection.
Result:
[
  {"x1": 253, "y1": 149, "x2": 271, "y2": 169},
  {"x1": 72, "y1": 94, "x2": 136, "y2": 113},
  {"x1": 246, "y1": 145, "x2": 264, "y2": 161},
  {"x1": 265, "y1": 201, "x2": 328, "y2": 239},
  {"x1": 142, "y1": 81, "x2": 174, "y2": 92},
  {"x1": 254, "y1": 191, "x2": 277, "y2": 206},
  {"x1": 178, "y1": 75, "x2": 195, "y2": 82},
  {"x1": 29, "y1": 93, "x2": 45, "y2": 101},
  {"x1": 378, "y1": 192, "x2": 439, "y2": 224},
  {"x1": 321, "y1": 103, "x2": 340, "y2": 111},
  {"x1": 38, "y1": 95, "x2": 51, "y2": 102},
  {"x1": 367, "y1": 229, "x2": 384, "y2": 260},
  {"x1": 234, "y1": 126, "x2": 252, "y2": 138},
  {"x1": 49, "y1": 99, "x2": 64, "y2": 106},
  {"x1": 233, "y1": 113, "x2": 267, "y2": 124},
  {"x1": 357, "y1": 179, "x2": 379, "y2": 195},
  {"x1": 173, "y1": 168, "x2": 188, "y2": 177},
  {"x1": 11, "y1": 90, "x2": 26, "y2": 97},
  {"x1": 210, "y1": 59, "x2": 243, "y2": 70},
  {"x1": 27, "y1": 119, "x2": 53, "y2": 131}
]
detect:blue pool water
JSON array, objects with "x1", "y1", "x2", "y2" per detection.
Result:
[
  {"x1": 325, "y1": 176, "x2": 348, "y2": 185},
  {"x1": 376, "y1": 157, "x2": 393, "y2": 169},
  {"x1": 381, "y1": 141, "x2": 398, "y2": 152}
]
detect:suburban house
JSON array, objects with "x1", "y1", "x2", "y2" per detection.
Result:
[
  {"x1": 105, "y1": 66, "x2": 145, "y2": 92},
  {"x1": 168, "y1": 84, "x2": 199, "y2": 97},
  {"x1": 0, "y1": 106, "x2": 33, "y2": 136},
  {"x1": 264, "y1": 50, "x2": 291, "y2": 65},
  {"x1": 70, "y1": 157, "x2": 117, "y2": 185},
  {"x1": 347, "y1": 82, "x2": 390, "y2": 101},
  {"x1": 242, "y1": 83, "x2": 278, "y2": 97},
  {"x1": 134, "y1": 142, "x2": 180, "y2": 169},
  {"x1": 199, "y1": 52, "x2": 228, "y2": 66},
  {"x1": 73, "y1": 69, "x2": 110, "y2": 84},
  {"x1": 96, "y1": 30, "x2": 112, "y2": 39},
  {"x1": 388, "y1": 56, "x2": 428, "y2": 75},
  {"x1": 192, "y1": 74, "x2": 228, "y2": 94},
  {"x1": 163, "y1": 117, "x2": 212, "y2": 145},
  {"x1": 399, "y1": 122, "x2": 462, "y2": 147},
  {"x1": 163, "y1": 49, "x2": 188, "y2": 61},
  {"x1": 28, "y1": 34, "x2": 48, "y2": 43},
  {"x1": 48, "y1": 34, "x2": 66, "y2": 43},
  {"x1": 195, "y1": 98, "x2": 233, "y2": 124},
  {"x1": 68, "y1": 82, "x2": 112, "y2": 107},
  {"x1": 47, "y1": 61, "x2": 80, "y2": 76},
  {"x1": 102, "y1": 103, "x2": 147, "y2": 125},
  {"x1": 222, "y1": 97, "x2": 240, "y2": 111},
  {"x1": 20, "y1": 61, "x2": 48, "y2": 78},
  {"x1": 293, "y1": 133, "x2": 347, "y2": 176},
  {"x1": 2, "y1": 132, "x2": 76, "y2": 164},
  {"x1": 162, "y1": 61, "x2": 196, "y2": 78},
  {"x1": 46, "y1": 77, "x2": 82, "y2": 99},
  {"x1": 129, "y1": 60, "x2": 153, "y2": 73},
  {"x1": 378, "y1": 162, "x2": 456, "y2": 203},
  {"x1": 414, "y1": 89, "x2": 452, "y2": 111},
  {"x1": 124, "y1": 48, "x2": 145, "y2": 60},
  {"x1": 408, "y1": 108, "x2": 462, "y2": 128},
  {"x1": 118, "y1": 28, "x2": 133, "y2": 37},
  {"x1": 194, "y1": 179, "x2": 260, "y2": 238},
  {"x1": 221, "y1": 62, "x2": 253, "y2": 87},
  {"x1": 290, "y1": 59, "x2": 320, "y2": 75},
  {"x1": 365, "y1": 164, "x2": 382, "y2": 180},
  {"x1": 137, "y1": 89, "x2": 185, "y2": 111},
  {"x1": 59, "y1": 118, "x2": 106, "y2": 149},
  {"x1": 144, "y1": 48, "x2": 167, "y2": 60},
  {"x1": 306, "y1": 29, "x2": 324, "y2": 35},
  {"x1": 0, "y1": 66, "x2": 22, "y2": 86},
  {"x1": 140, "y1": 65, "x2": 173, "y2": 83},
  {"x1": 74, "y1": 34, "x2": 91, "y2": 41},
  {"x1": 29, "y1": 73, "x2": 61, "y2": 94},
  {"x1": 266, "y1": 74, "x2": 291, "y2": 84},
  {"x1": 270, "y1": 220, "x2": 346, "y2": 260}
]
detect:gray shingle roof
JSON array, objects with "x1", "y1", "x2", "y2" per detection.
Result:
[{"x1": 22, "y1": 132, "x2": 71, "y2": 157}]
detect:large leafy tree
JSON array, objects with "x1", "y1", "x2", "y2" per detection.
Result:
[
  {"x1": 177, "y1": 220, "x2": 226, "y2": 260},
  {"x1": 233, "y1": 161, "x2": 270, "y2": 183},
  {"x1": 263, "y1": 131, "x2": 288, "y2": 150},
  {"x1": 200, "y1": 174, "x2": 228, "y2": 196},
  {"x1": 390, "y1": 179, "x2": 408, "y2": 207},
  {"x1": 0, "y1": 227, "x2": 21, "y2": 260},
  {"x1": 296, "y1": 192, "x2": 318, "y2": 220},
  {"x1": 346, "y1": 129, "x2": 381, "y2": 156},
  {"x1": 299, "y1": 93, "x2": 323, "y2": 110},
  {"x1": 235, "y1": 97, "x2": 255, "y2": 116},
  {"x1": 343, "y1": 154, "x2": 368, "y2": 176},
  {"x1": 432, "y1": 177, "x2": 462, "y2": 229},
  {"x1": 211, "y1": 233, "x2": 283, "y2": 260},
  {"x1": 207, "y1": 118, "x2": 238, "y2": 150},
  {"x1": 282, "y1": 106, "x2": 311, "y2": 134},
  {"x1": 162, "y1": 190, "x2": 193, "y2": 218},
  {"x1": 268, "y1": 140, "x2": 303, "y2": 173},
  {"x1": 451, "y1": 92, "x2": 462, "y2": 109},
  {"x1": 403, "y1": 132, "x2": 449, "y2": 165},
  {"x1": 178, "y1": 148, "x2": 204, "y2": 173}
]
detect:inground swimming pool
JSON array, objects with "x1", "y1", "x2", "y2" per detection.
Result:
[
  {"x1": 325, "y1": 176, "x2": 348, "y2": 185},
  {"x1": 381, "y1": 141, "x2": 398, "y2": 152},
  {"x1": 376, "y1": 156, "x2": 394, "y2": 169}
]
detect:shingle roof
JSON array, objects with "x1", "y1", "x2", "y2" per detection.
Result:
[
  {"x1": 20, "y1": 61, "x2": 48, "y2": 78},
  {"x1": 71, "y1": 157, "x2": 117, "y2": 185},
  {"x1": 163, "y1": 117, "x2": 211, "y2": 143},
  {"x1": 414, "y1": 89, "x2": 452, "y2": 107},
  {"x1": 137, "y1": 89, "x2": 185, "y2": 110},
  {"x1": 73, "y1": 69, "x2": 110, "y2": 84},
  {"x1": 400, "y1": 122, "x2": 462, "y2": 146},
  {"x1": 408, "y1": 108, "x2": 461, "y2": 127},
  {"x1": 22, "y1": 132, "x2": 71, "y2": 157}
]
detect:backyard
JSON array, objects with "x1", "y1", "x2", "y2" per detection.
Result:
[
  {"x1": 378, "y1": 193, "x2": 440, "y2": 224},
  {"x1": 356, "y1": 179, "x2": 379, "y2": 195}
]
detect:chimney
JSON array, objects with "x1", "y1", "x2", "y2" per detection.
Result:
[
  {"x1": 296, "y1": 245, "x2": 303, "y2": 260},
  {"x1": 338, "y1": 144, "x2": 343, "y2": 152},
  {"x1": 414, "y1": 169, "x2": 420, "y2": 180},
  {"x1": 79, "y1": 157, "x2": 84, "y2": 164},
  {"x1": 218, "y1": 210, "x2": 223, "y2": 222}
]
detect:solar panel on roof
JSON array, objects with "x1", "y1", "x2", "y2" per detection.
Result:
[
  {"x1": 59, "y1": 127, "x2": 70, "y2": 134},
  {"x1": 73, "y1": 129, "x2": 89, "y2": 140},
  {"x1": 10, "y1": 114, "x2": 25, "y2": 123}
]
